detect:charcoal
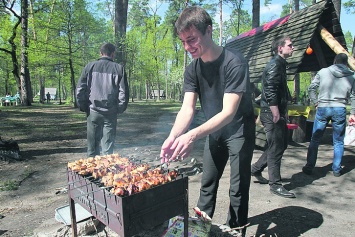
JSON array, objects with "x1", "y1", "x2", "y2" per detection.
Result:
[{"x1": 0, "y1": 137, "x2": 22, "y2": 161}]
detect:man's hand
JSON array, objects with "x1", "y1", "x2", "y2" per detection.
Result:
[
  {"x1": 269, "y1": 105, "x2": 280, "y2": 123},
  {"x1": 160, "y1": 136, "x2": 175, "y2": 164},
  {"x1": 160, "y1": 133, "x2": 195, "y2": 163}
]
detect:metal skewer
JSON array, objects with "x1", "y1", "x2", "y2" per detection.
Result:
[{"x1": 73, "y1": 185, "x2": 114, "y2": 199}]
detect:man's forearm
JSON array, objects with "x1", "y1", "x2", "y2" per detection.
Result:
[{"x1": 169, "y1": 108, "x2": 194, "y2": 139}]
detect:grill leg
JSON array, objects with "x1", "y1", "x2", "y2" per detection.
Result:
[
  {"x1": 183, "y1": 177, "x2": 188, "y2": 237},
  {"x1": 69, "y1": 197, "x2": 78, "y2": 237}
]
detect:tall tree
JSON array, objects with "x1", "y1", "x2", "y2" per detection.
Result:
[
  {"x1": 252, "y1": 0, "x2": 260, "y2": 29},
  {"x1": 0, "y1": 1, "x2": 23, "y2": 102},
  {"x1": 20, "y1": 0, "x2": 32, "y2": 105},
  {"x1": 115, "y1": 0, "x2": 128, "y2": 64},
  {"x1": 293, "y1": 0, "x2": 300, "y2": 104},
  {"x1": 219, "y1": 0, "x2": 223, "y2": 46}
]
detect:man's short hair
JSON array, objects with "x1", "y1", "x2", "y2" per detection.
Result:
[
  {"x1": 100, "y1": 43, "x2": 116, "y2": 56},
  {"x1": 271, "y1": 35, "x2": 291, "y2": 55},
  {"x1": 333, "y1": 53, "x2": 348, "y2": 65},
  {"x1": 175, "y1": 6, "x2": 212, "y2": 36}
]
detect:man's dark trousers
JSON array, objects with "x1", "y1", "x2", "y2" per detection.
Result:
[{"x1": 252, "y1": 111, "x2": 288, "y2": 186}]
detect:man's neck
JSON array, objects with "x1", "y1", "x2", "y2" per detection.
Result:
[{"x1": 201, "y1": 44, "x2": 223, "y2": 63}]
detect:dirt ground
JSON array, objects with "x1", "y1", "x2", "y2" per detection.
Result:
[{"x1": 0, "y1": 102, "x2": 355, "y2": 237}]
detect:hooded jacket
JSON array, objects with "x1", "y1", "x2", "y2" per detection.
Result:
[{"x1": 308, "y1": 64, "x2": 355, "y2": 114}]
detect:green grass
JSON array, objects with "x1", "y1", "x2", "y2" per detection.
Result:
[{"x1": 0, "y1": 166, "x2": 34, "y2": 191}]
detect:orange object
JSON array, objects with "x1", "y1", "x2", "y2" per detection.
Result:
[{"x1": 306, "y1": 46, "x2": 313, "y2": 55}]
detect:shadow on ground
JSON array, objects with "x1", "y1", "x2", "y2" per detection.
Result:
[
  {"x1": 247, "y1": 206, "x2": 323, "y2": 237},
  {"x1": 284, "y1": 155, "x2": 355, "y2": 191}
]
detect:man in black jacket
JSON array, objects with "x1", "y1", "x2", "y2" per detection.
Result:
[
  {"x1": 251, "y1": 35, "x2": 295, "y2": 198},
  {"x1": 76, "y1": 43, "x2": 129, "y2": 157}
]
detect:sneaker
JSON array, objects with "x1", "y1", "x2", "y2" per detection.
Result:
[
  {"x1": 333, "y1": 171, "x2": 342, "y2": 177},
  {"x1": 219, "y1": 224, "x2": 243, "y2": 237},
  {"x1": 302, "y1": 166, "x2": 313, "y2": 175}
]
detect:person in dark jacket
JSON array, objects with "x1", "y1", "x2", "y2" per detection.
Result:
[
  {"x1": 251, "y1": 35, "x2": 295, "y2": 198},
  {"x1": 46, "y1": 92, "x2": 51, "y2": 103},
  {"x1": 302, "y1": 53, "x2": 355, "y2": 177},
  {"x1": 76, "y1": 43, "x2": 129, "y2": 157}
]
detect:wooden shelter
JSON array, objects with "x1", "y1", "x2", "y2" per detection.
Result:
[{"x1": 225, "y1": 0, "x2": 348, "y2": 83}]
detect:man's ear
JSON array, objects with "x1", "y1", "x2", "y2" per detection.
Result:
[
  {"x1": 277, "y1": 45, "x2": 282, "y2": 54},
  {"x1": 206, "y1": 25, "x2": 212, "y2": 36}
]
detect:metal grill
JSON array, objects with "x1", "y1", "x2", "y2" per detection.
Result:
[{"x1": 67, "y1": 169, "x2": 189, "y2": 237}]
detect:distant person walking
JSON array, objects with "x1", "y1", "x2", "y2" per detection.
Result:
[
  {"x1": 46, "y1": 92, "x2": 51, "y2": 103},
  {"x1": 251, "y1": 35, "x2": 295, "y2": 198},
  {"x1": 302, "y1": 53, "x2": 355, "y2": 177},
  {"x1": 76, "y1": 43, "x2": 129, "y2": 157}
]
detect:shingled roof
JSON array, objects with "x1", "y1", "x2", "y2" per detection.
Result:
[{"x1": 225, "y1": 0, "x2": 348, "y2": 83}]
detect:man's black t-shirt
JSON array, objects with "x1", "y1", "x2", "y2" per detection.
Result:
[{"x1": 183, "y1": 48, "x2": 254, "y2": 140}]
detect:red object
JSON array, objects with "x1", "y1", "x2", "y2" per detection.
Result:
[
  {"x1": 287, "y1": 124, "x2": 298, "y2": 130},
  {"x1": 306, "y1": 46, "x2": 313, "y2": 55}
]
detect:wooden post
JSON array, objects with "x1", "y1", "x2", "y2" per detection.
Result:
[
  {"x1": 318, "y1": 25, "x2": 355, "y2": 71},
  {"x1": 311, "y1": 34, "x2": 328, "y2": 68}
]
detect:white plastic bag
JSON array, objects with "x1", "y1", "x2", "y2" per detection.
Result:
[{"x1": 344, "y1": 125, "x2": 355, "y2": 146}]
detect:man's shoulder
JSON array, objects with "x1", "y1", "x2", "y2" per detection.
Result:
[
  {"x1": 224, "y1": 48, "x2": 248, "y2": 68},
  {"x1": 225, "y1": 47, "x2": 245, "y2": 60}
]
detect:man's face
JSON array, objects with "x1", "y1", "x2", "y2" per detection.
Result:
[
  {"x1": 178, "y1": 25, "x2": 211, "y2": 59},
  {"x1": 279, "y1": 39, "x2": 294, "y2": 59}
]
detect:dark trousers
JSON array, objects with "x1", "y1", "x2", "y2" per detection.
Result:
[
  {"x1": 197, "y1": 123, "x2": 255, "y2": 228},
  {"x1": 86, "y1": 110, "x2": 117, "y2": 157},
  {"x1": 252, "y1": 111, "x2": 288, "y2": 186}
]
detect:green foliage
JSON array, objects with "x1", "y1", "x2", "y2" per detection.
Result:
[
  {"x1": 343, "y1": 0, "x2": 355, "y2": 13},
  {"x1": 1, "y1": 0, "x2": 351, "y2": 102},
  {"x1": 0, "y1": 180, "x2": 19, "y2": 191},
  {"x1": 222, "y1": 9, "x2": 251, "y2": 43},
  {"x1": 0, "y1": 166, "x2": 33, "y2": 191},
  {"x1": 344, "y1": 31, "x2": 354, "y2": 53}
]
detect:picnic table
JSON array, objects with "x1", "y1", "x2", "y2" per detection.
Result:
[{"x1": 0, "y1": 96, "x2": 20, "y2": 106}]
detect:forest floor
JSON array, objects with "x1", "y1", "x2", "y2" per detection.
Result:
[{"x1": 0, "y1": 101, "x2": 355, "y2": 237}]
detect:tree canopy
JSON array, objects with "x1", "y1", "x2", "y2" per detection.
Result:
[{"x1": 0, "y1": 0, "x2": 353, "y2": 104}]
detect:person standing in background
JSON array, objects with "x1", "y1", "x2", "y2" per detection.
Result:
[
  {"x1": 302, "y1": 53, "x2": 355, "y2": 177},
  {"x1": 46, "y1": 92, "x2": 51, "y2": 103},
  {"x1": 251, "y1": 35, "x2": 295, "y2": 198},
  {"x1": 76, "y1": 43, "x2": 129, "y2": 157}
]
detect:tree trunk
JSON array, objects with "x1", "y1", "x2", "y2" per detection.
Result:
[
  {"x1": 0, "y1": 4, "x2": 22, "y2": 99},
  {"x1": 114, "y1": 0, "x2": 128, "y2": 64},
  {"x1": 252, "y1": 0, "x2": 260, "y2": 29},
  {"x1": 310, "y1": 0, "x2": 317, "y2": 82},
  {"x1": 20, "y1": 0, "x2": 32, "y2": 106},
  {"x1": 293, "y1": 0, "x2": 300, "y2": 104},
  {"x1": 352, "y1": 36, "x2": 355, "y2": 58},
  {"x1": 219, "y1": 0, "x2": 222, "y2": 46}
]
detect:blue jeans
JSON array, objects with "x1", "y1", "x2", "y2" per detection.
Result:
[{"x1": 305, "y1": 107, "x2": 346, "y2": 173}]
